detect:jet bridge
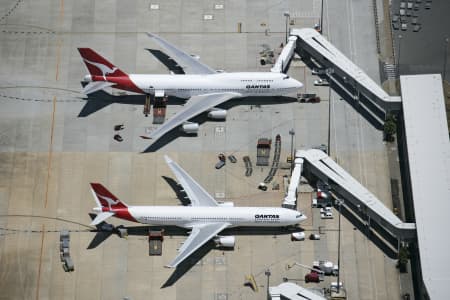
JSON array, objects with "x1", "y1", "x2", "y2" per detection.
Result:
[
  {"x1": 271, "y1": 36, "x2": 298, "y2": 74},
  {"x1": 283, "y1": 157, "x2": 303, "y2": 209},
  {"x1": 283, "y1": 28, "x2": 401, "y2": 129},
  {"x1": 296, "y1": 149, "x2": 415, "y2": 245}
]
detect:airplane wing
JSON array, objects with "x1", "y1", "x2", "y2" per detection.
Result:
[
  {"x1": 164, "y1": 155, "x2": 218, "y2": 207},
  {"x1": 140, "y1": 92, "x2": 241, "y2": 143},
  {"x1": 146, "y1": 32, "x2": 217, "y2": 74},
  {"x1": 166, "y1": 222, "x2": 229, "y2": 268}
]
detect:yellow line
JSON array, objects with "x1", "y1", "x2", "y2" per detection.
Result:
[
  {"x1": 35, "y1": 224, "x2": 45, "y2": 300},
  {"x1": 46, "y1": 0, "x2": 64, "y2": 206},
  {"x1": 44, "y1": 96, "x2": 56, "y2": 208},
  {"x1": 55, "y1": 39, "x2": 62, "y2": 81}
]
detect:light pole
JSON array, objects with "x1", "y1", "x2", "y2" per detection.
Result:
[
  {"x1": 320, "y1": 0, "x2": 324, "y2": 33},
  {"x1": 328, "y1": 86, "x2": 332, "y2": 158},
  {"x1": 443, "y1": 37, "x2": 449, "y2": 82},
  {"x1": 289, "y1": 128, "x2": 295, "y2": 173},
  {"x1": 265, "y1": 269, "x2": 271, "y2": 300},
  {"x1": 397, "y1": 35, "x2": 402, "y2": 76},
  {"x1": 284, "y1": 12, "x2": 290, "y2": 44},
  {"x1": 336, "y1": 199, "x2": 344, "y2": 294}
]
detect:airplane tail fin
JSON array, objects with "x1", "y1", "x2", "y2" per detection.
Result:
[
  {"x1": 90, "y1": 183, "x2": 128, "y2": 209},
  {"x1": 78, "y1": 48, "x2": 127, "y2": 77}
]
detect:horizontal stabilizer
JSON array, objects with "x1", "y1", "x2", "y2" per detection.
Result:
[
  {"x1": 90, "y1": 212, "x2": 115, "y2": 226},
  {"x1": 83, "y1": 81, "x2": 115, "y2": 95}
]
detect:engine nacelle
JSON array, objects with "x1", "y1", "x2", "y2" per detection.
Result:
[
  {"x1": 218, "y1": 201, "x2": 234, "y2": 207},
  {"x1": 207, "y1": 109, "x2": 227, "y2": 120},
  {"x1": 291, "y1": 232, "x2": 306, "y2": 241},
  {"x1": 214, "y1": 235, "x2": 235, "y2": 248},
  {"x1": 181, "y1": 122, "x2": 199, "y2": 134}
]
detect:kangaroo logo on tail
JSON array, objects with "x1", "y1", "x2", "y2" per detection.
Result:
[
  {"x1": 97, "y1": 194, "x2": 119, "y2": 210},
  {"x1": 83, "y1": 58, "x2": 118, "y2": 77},
  {"x1": 90, "y1": 183, "x2": 128, "y2": 210}
]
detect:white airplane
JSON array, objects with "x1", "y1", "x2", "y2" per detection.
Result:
[
  {"x1": 90, "y1": 155, "x2": 307, "y2": 268},
  {"x1": 78, "y1": 33, "x2": 303, "y2": 144}
]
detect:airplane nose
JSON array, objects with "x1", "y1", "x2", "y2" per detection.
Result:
[{"x1": 294, "y1": 79, "x2": 303, "y2": 89}]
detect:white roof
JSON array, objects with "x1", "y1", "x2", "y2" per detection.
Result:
[
  {"x1": 291, "y1": 28, "x2": 400, "y2": 107},
  {"x1": 271, "y1": 36, "x2": 297, "y2": 73},
  {"x1": 296, "y1": 149, "x2": 415, "y2": 237},
  {"x1": 401, "y1": 74, "x2": 450, "y2": 300},
  {"x1": 269, "y1": 282, "x2": 326, "y2": 300},
  {"x1": 284, "y1": 157, "x2": 303, "y2": 206}
]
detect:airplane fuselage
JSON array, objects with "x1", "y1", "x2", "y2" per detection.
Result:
[
  {"x1": 101, "y1": 205, "x2": 305, "y2": 228},
  {"x1": 87, "y1": 72, "x2": 302, "y2": 99}
]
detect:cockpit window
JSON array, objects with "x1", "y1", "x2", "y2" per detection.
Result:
[
  {"x1": 283, "y1": 75, "x2": 290, "y2": 80},
  {"x1": 296, "y1": 213, "x2": 302, "y2": 218}
]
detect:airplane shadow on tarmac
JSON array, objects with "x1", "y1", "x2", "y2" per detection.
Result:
[
  {"x1": 161, "y1": 176, "x2": 191, "y2": 206},
  {"x1": 77, "y1": 89, "x2": 298, "y2": 152}
]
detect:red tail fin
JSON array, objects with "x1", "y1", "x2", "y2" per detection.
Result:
[
  {"x1": 78, "y1": 48, "x2": 127, "y2": 77},
  {"x1": 90, "y1": 183, "x2": 128, "y2": 209}
]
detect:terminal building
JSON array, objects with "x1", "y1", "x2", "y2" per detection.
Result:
[{"x1": 280, "y1": 28, "x2": 450, "y2": 300}]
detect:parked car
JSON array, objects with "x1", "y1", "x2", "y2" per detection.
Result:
[
  {"x1": 309, "y1": 233, "x2": 321, "y2": 240},
  {"x1": 300, "y1": 96, "x2": 321, "y2": 103},
  {"x1": 228, "y1": 155, "x2": 237, "y2": 163},
  {"x1": 313, "y1": 79, "x2": 329, "y2": 86},
  {"x1": 258, "y1": 183, "x2": 268, "y2": 191},
  {"x1": 320, "y1": 211, "x2": 333, "y2": 219},
  {"x1": 312, "y1": 68, "x2": 326, "y2": 75},
  {"x1": 305, "y1": 271, "x2": 321, "y2": 283},
  {"x1": 215, "y1": 153, "x2": 226, "y2": 169},
  {"x1": 215, "y1": 160, "x2": 225, "y2": 169},
  {"x1": 114, "y1": 124, "x2": 124, "y2": 131},
  {"x1": 113, "y1": 134, "x2": 123, "y2": 142},
  {"x1": 320, "y1": 207, "x2": 332, "y2": 214}
]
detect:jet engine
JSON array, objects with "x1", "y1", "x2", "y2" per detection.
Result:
[
  {"x1": 181, "y1": 122, "x2": 199, "y2": 134},
  {"x1": 207, "y1": 109, "x2": 227, "y2": 120},
  {"x1": 218, "y1": 201, "x2": 234, "y2": 207},
  {"x1": 214, "y1": 235, "x2": 235, "y2": 248},
  {"x1": 291, "y1": 232, "x2": 306, "y2": 241}
]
